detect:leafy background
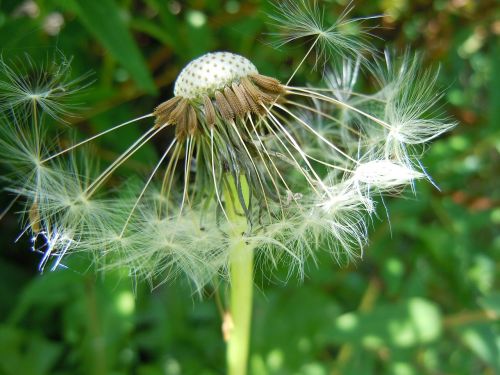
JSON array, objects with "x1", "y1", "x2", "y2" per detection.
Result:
[{"x1": 0, "y1": 0, "x2": 498, "y2": 374}]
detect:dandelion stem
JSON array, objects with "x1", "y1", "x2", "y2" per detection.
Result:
[
  {"x1": 33, "y1": 100, "x2": 40, "y2": 158},
  {"x1": 224, "y1": 175, "x2": 254, "y2": 375},
  {"x1": 286, "y1": 36, "x2": 320, "y2": 86},
  {"x1": 40, "y1": 113, "x2": 154, "y2": 164},
  {"x1": 286, "y1": 87, "x2": 392, "y2": 129},
  {"x1": 0, "y1": 193, "x2": 20, "y2": 221}
]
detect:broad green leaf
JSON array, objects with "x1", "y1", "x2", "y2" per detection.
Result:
[{"x1": 60, "y1": 0, "x2": 156, "y2": 94}]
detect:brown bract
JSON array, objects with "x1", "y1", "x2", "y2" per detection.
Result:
[{"x1": 153, "y1": 74, "x2": 286, "y2": 140}]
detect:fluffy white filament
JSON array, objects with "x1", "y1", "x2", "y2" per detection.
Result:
[{"x1": 353, "y1": 160, "x2": 424, "y2": 189}]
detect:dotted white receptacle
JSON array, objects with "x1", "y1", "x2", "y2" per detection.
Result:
[{"x1": 174, "y1": 52, "x2": 258, "y2": 100}]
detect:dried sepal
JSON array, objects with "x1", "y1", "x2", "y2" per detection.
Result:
[
  {"x1": 29, "y1": 201, "x2": 40, "y2": 233},
  {"x1": 186, "y1": 104, "x2": 198, "y2": 136},
  {"x1": 169, "y1": 98, "x2": 189, "y2": 123},
  {"x1": 203, "y1": 95, "x2": 216, "y2": 126},
  {"x1": 215, "y1": 90, "x2": 235, "y2": 121},
  {"x1": 249, "y1": 74, "x2": 285, "y2": 94},
  {"x1": 231, "y1": 83, "x2": 252, "y2": 114},
  {"x1": 154, "y1": 96, "x2": 183, "y2": 128},
  {"x1": 240, "y1": 77, "x2": 274, "y2": 105},
  {"x1": 224, "y1": 87, "x2": 245, "y2": 118}
]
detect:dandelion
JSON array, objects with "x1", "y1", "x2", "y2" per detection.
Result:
[{"x1": 0, "y1": 2, "x2": 455, "y2": 375}]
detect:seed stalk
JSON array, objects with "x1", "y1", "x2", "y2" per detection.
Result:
[{"x1": 224, "y1": 175, "x2": 254, "y2": 375}]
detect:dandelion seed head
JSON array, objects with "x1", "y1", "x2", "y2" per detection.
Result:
[
  {"x1": 154, "y1": 51, "x2": 285, "y2": 141},
  {"x1": 0, "y1": 2, "x2": 455, "y2": 288}
]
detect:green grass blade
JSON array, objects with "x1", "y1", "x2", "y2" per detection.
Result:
[{"x1": 68, "y1": 0, "x2": 157, "y2": 94}]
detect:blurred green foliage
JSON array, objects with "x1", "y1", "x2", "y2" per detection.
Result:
[{"x1": 0, "y1": 0, "x2": 498, "y2": 374}]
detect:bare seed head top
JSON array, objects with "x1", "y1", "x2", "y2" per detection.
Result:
[
  {"x1": 154, "y1": 51, "x2": 284, "y2": 131},
  {"x1": 174, "y1": 52, "x2": 258, "y2": 99}
]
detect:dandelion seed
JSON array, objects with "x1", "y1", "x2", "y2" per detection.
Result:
[
  {"x1": 371, "y1": 51, "x2": 456, "y2": 167},
  {"x1": 269, "y1": 0, "x2": 379, "y2": 68},
  {"x1": 0, "y1": 54, "x2": 91, "y2": 121}
]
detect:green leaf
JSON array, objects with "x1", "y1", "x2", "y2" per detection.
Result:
[
  {"x1": 143, "y1": 0, "x2": 183, "y2": 50},
  {"x1": 460, "y1": 324, "x2": 500, "y2": 372},
  {"x1": 322, "y1": 298, "x2": 442, "y2": 349},
  {"x1": 0, "y1": 326, "x2": 62, "y2": 375},
  {"x1": 61, "y1": 0, "x2": 156, "y2": 94},
  {"x1": 479, "y1": 292, "x2": 500, "y2": 316},
  {"x1": 130, "y1": 18, "x2": 177, "y2": 47},
  {"x1": 7, "y1": 268, "x2": 83, "y2": 325},
  {"x1": 490, "y1": 42, "x2": 500, "y2": 131}
]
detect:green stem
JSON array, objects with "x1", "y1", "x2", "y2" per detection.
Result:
[{"x1": 224, "y1": 175, "x2": 254, "y2": 375}]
